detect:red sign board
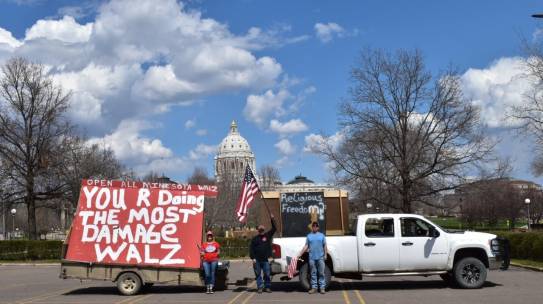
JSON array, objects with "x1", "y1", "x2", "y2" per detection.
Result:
[{"x1": 65, "y1": 179, "x2": 213, "y2": 269}]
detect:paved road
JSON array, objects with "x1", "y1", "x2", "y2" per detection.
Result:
[{"x1": 0, "y1": 261, "x2": 542, "y2": 304}]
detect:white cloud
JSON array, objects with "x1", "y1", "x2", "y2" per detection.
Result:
[
  {"x1": 304, "y1": 130, "x2": 345, "y2": 153},
  {"x1": 461, "y1": 57, "x2": 531, "y2": 128},
  {"x1": 275, "y1": 138, "x2": 296, "y2": 155},
  {"x1": 314, "y1": 22, "x2": 344, "y2": 43},
  {"x1": 0, "y1": 0, "x2": 284, "y2": 128},
  {"x1": 184, "y1": 119, "x2": 196, "y2": 129},
  {"x1": 244, "y1": 89, "x2": 289, "y2": 126},
  {"x1": 25, "y1": 16, "x2": 93, "y2": 43},
  {"x1": 188, "y1": 144, "x2": 217, "y2": 160},
  {"x1": 0, "y1": 28, "x2": 22, "y2": 48},
  {"x1": 195, "y1": 129, "x2": 207, "y2": 136},
  {"x1": 0, "y1": 0, "x2": 305, "y2": 176},
  {"x1": 269, "y1": 119, "x2": 308, "y2": 137},
  {"x1": 87, "y1": 119, "x2": 172, "y2": 164}
]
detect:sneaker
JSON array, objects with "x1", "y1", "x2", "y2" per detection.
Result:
[
  {"x1": 319, "y1": 288, "x2": 326, "y2": 294},
  {"x1": 257, "y1": 288, "x2": 263, "y2": 294},
  {"x1": 308, "y1": 288, "x2": 316, "y2": 294},
  {"x1": 210, "y1": 285, "x2": 214, "y2": 294},
  {"x1": 206, "y1": 285, "x2": 210, "y2": 294},
  {"x1": 265, "y1": 288, "x2": 272, "y2": 293}
]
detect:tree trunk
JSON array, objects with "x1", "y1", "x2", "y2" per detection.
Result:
[{"x1": 26, "y1": 179, "x2": 37, "y2": 240}]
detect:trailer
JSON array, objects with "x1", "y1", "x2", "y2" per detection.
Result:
[{"x1": 60, "y1": 179, "x2": 228, "y2": 295}]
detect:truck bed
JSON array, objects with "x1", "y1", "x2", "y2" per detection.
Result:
[{"x1": 273, "y1": 235, "x2": 358, "y2": 273}]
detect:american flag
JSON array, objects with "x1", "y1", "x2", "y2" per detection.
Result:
[
  {"x1": 287, "y1": 256, "x2": 298, "y2": 278},
  {"x1": 235, "y1": 165, "x2": 260, "y2": 222}
]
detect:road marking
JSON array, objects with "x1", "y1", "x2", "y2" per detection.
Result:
[
  {"x1": 226, "y1": 281, "x2": 256, "y2": 304},
  {"x1": 241, "y1": 291, "x2": 256, "y2": 304},
  {"x1": 114, "y1": 294, "x2": 153, "y2": 304},
  {"x1": 14, "y1": 287, "x2": 73, "y2": 304},
  {"x1": 339, "y1": 279, "x2": 352, "y2": 304},
  {"x1": 127, "y1": 294, "x2": 153, "y2": 304},
  {"x1": 354, "y1": 289, "x2": 366, "y2": 304}
]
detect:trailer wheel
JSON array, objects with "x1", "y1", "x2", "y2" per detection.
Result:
[{"x1": 117, "y1": 272, "x2": 142, "y2": 296}]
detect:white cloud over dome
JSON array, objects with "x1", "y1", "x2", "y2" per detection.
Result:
[{"x1": 244, "y1": 89, "x2": 289, "y2": 126}]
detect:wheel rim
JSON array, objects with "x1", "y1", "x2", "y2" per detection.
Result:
[
  {"x1": 461, "y1": 264, "x2": 481, "y2": 285},
  {"x1": 121, "y1": 277, "x2": 136, "y2": 292}
]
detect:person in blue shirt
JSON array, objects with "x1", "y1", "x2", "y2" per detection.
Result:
[{"x1": 297, "y1": 221, "x2": 328, "y2": 294}]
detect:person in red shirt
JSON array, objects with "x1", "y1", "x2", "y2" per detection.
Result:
[{"x1": 201, "y1": 231, "x2": 220, "y2": 294}]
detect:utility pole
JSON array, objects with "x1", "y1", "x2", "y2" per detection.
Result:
[{"x1": 1, "y1": 191, "x2": 5, "y2": 240}]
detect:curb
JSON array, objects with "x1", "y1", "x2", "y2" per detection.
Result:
[{"x1": 511, "y1": 263, "x2": 543, "y2": 272}]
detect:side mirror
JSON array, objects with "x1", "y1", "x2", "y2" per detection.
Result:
[{"x1": 431, "y1": 228, "x2": 440, "y2": 238}]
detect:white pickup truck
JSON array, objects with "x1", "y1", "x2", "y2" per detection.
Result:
[{"x1": 270, "y1": 214, "x2": 509, "y2": 289}]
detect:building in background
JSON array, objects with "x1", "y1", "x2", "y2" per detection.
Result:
[{"x1": 214, "y1": 120, "x2": 256, "y2": 183}]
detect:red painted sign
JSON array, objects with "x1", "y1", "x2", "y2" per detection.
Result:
[{"x1": 65, "y1": 179, "x2": 213, "y2": 269}]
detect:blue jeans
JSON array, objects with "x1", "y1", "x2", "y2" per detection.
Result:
[
  {"x1": 309, "y1": 258, "x2": 326, "y2": 289},
  {"x1": 253, "y1": 260, "x2": 271, "y2": 289},
  {"x1": 203, "y1": 261, "x2": 218, "y2": 286}
]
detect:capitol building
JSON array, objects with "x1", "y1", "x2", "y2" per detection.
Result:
[{"x1": 214, "y1": 121, "x2": 256, "y2": 182}]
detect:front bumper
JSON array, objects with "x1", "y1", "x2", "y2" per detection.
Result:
[{"x1": 490, "y1": 237, "x2": 510, "y2": 270}]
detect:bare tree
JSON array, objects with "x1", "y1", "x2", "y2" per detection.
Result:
[
  {"x1": 187, "y1": 167, "x2": 214, "y2": 185},
  {"x1": 319, "y1": 49, "x2": 493, "y2": 212},
  {"x1": 61, "y1": 137, "x2": 124, "y2": 209},
  {"x1": 510, "y1": 42, "x2": 543, "y2": 174},
  {"x1": 0, "y1": 57, "x2": 72, "y2": 239},
  {"x1": 258, "y1": 164, "x2": 281, "y2": 191},
  {"x1": 186, "y1": 167, "x2": 222, "y2": 230}
]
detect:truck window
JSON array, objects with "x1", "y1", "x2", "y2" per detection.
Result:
[
  {"x1": 365, "y1": 218, "x2": 394, "y2": 238},
  {"x1": 401, "y1": 218, "x2": 434, "y2": 237}
]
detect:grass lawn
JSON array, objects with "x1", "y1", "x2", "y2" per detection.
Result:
[
  {"x1": 0, "y1": 259, "x2": 60, "y2": 264},
  {"x1": 511, "y1": 259, "x2": 543, "y2": 270},
  {"x1": 431, "y1": 217, "x2": 527, "y2": 230}
]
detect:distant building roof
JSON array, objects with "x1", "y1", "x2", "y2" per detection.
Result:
[{"x1": 287, "y1": 175, "x2": 314, "y2": 185}]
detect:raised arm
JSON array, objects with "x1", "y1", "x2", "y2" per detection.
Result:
[{"x1": 266, "y1": 214, "x2": 277, "y2": 237}]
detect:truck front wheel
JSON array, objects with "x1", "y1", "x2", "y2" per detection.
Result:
[
  {"x1": 453, "y1": 257, "x2": 487, "y2": 289},
  {"x1": 117, "y1": 272, "x2": 142, "y2": 296},
  {"x1": 298, "y1": 263, "x2": 332, "y2": 291}
]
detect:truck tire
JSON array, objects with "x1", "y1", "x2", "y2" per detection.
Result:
[
  {"x1": 215, "y1": 270, "x2": 228, "y2": 291},
  {"x1": 453, "y1": 257, "x2": 487, "y2": 289},
  {"x1": 298, "y1": 263, "x2": 332, "y2": 291},
  {"x1": 117, "y1": 272, "x2": 142, "y2": 296}
]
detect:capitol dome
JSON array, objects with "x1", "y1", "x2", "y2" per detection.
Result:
[
  {"x1": 214, "y1": 121, "x2": 256, "y2": 182},
  {"x1": 217, "y1": 121, "x2": 254, "y2": 158}
]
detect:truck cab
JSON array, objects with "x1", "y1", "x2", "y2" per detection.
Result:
[{"x1": 271, "y1": 214, "x2": 509, "y2": 289}]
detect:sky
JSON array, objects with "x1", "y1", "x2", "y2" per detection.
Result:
[{"x1": 0, "y1": 0, "x2": 542, "y2": 184}]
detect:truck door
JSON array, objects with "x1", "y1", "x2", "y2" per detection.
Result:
[
  {"x1": 359, "y1": 217, "x2": 399, "y2": 272},
  {"x1": 399, "y1": 217, "x2": 448, "y2": 271}
]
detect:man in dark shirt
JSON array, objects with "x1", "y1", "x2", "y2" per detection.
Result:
[{"x1": 249, "y1": 214, "x2": 276, "y2": 293}]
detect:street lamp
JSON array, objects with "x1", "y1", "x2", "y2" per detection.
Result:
[
  {"x1": 366, "y1": 203, "x2": 373, "y2": 213},
  {"x1": 10, "y1": 208, "x2": 16, "y2": 239},
  {"x1": 525, "y1": 198, "x2": 531, "y2": 230}
]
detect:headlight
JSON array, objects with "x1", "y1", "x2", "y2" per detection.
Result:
[{"x1": 490, "y1": 239, "x2": 500, "y2": 252}]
